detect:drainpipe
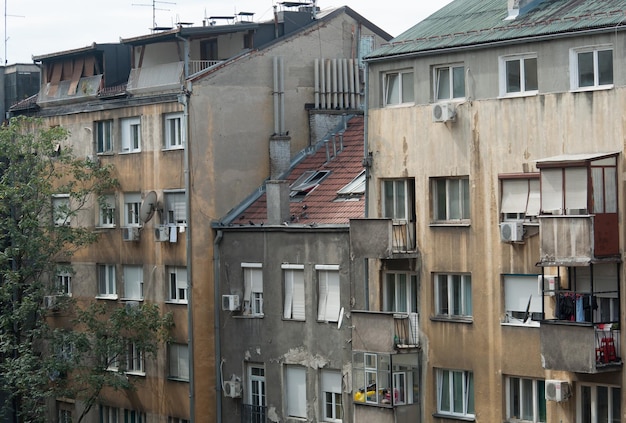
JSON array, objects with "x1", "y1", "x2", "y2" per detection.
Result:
[
  {"x1": 213, "y1": 229, "x2": 224, "y2": 423},
  {"x1": 363, "y1": 61, "x2": 370, "y2": 310},
  {"x1": 175, "y1": 32, "x2": 195, "y2": 422}
]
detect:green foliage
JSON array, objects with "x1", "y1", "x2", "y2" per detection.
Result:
[{"x1": 0, "y1": 117, "x2": 172, "y2": 423}]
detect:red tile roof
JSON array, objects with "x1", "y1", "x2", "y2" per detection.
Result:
[{"x1": 233, "y1": 115, "x2": 365, "y2": 226}]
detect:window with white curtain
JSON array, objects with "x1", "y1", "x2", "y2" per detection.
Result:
[
  {"x1": 168, "y1": 343, "x2": 189, "y2": 381},
  {"x1": 505, "y1": 376, "x2": 546, "y2": 422},
  {"x1": 242, "y1": 263, "x2": 263, "y2": 316},
  {"x1": 503, "y1": 275, "x2": 542, "y2": 325},
  {"x1": 283, "y1": 264, "x2": 305, "y2": 320},
  {"x1": 164, "y1": 191, "x2": 186, "y2": 225},
  {"x1": 123, "y1": 265, "x2": 143, "y2": 300},
  {"x1": 317, "y1": 265, "x2": 340, "y2": 322},
  {"x1": 577, "y1": 384, "x2": 620, "y2": 423},
  {"x1": 285, "y1": 365, "x2": 307, "y2": 418},
  {"x1": 121, "y1": 117, "x2": 141, "y2": 153},
  {"x1": 321, "y1": 370, "x2": 343, "y2": 422},
  {"x1": 435, "y1": 273, "x2": 472, "y2": 318},
  {"x1": 383, "y1": 71, "x2": 414, "y2": 106},
  {"x1": 124, "y1": 192, "x2": 141, "y2": 226},
  {"x1": 167, "y1": 267, "x2": 187, "y2": 303},
  {"x1": 500, "y1": 176, "x2": 540, "y2": 221},
  {"x1": 383, "y1": 273, "x2": 417, "y2": 313},
  {"x1": 97, "y1": 264, "x2": 117, "y2": 298},
  {"x1": 436, "y1": 369, "x2": 474, "y2": 418}
]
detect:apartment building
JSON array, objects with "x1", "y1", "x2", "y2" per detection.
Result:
[
  {"x1": 356, "y1": 0, "x2": 626, "y2": 422},
  {"x1": 11, "y1": 3, "x2": 390, "y2": 422}
]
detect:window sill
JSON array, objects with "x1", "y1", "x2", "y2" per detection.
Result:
[
  {"x1": 96, "y1": 295, "x2": 118, "y2": 301},
  {"x1": 167, "y1": 376, "x2": 189, "y2": 383},
  {"x1": 162, "y1": 146, "x2": 184, "y2": 151},
  {"x1": 570, "y1": 84, "x2": 613, "y2": 93},
  {"x1": 384, "y1": 102, "x2": 415, "y2": 108},
  {"x1": 96, "y1": 225, "x2": 116, "y2": 229},
  {"x1": 165, "y1": 300, "x2": 188, "y2": 305},
  {"x1": 429, "y1": 222, "x2": 471, "y2": 227},
  {"x1": 96, "y1": 152, "x2": 115, "y2": 156},
  {"x1": 433, "y1": 98, "x2": 465, "y2": 104},
  {"x1": 119, "y1": 150, "x2": 141, "y2": 155},
  {"x1": 233, "y1": 314, "x2": 264, "y2": 319},
  {"x1": 433, "y1": 413, "x2": 475, "y2": 421},
  {"x1": 121, "y1": 298, "x2": 144, "y2": 302},
  {"x1": 430, "y1": 315, "x2": 473, "y2": 324},
  {"x1": 126, "y1": 371, "x2": 145, "y2": 377},
  {"x1": 501, "y1": 321, "x2": 539, "y2": 328},
  {"x1": 498, "y1": 90, "x2": 538, "y2": 99}
]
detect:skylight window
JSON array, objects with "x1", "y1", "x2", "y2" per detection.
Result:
[
  {"x1": 290, "y1": 170, "x2": 330, "y2": 201},
  {"x1": 335, "y1": 170, "x2": 365, "y2": 201}
]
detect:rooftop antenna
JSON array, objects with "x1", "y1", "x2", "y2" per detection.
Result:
[
  {"x1": 132, "y1": 0, "x2": 176, "y2": 30},
  {"x1": 3, "y1": 0, "x2": 25, "y2": 64}
]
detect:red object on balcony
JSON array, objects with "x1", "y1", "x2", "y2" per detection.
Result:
[{"x1": 600, "y1": 337, "x2": 617, "y2": 363}]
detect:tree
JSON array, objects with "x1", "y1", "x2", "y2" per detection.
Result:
[{"x1": 0, "y1": 116, "x2": 172, "y2": 423}]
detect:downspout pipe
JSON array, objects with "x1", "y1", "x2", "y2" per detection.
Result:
[
  {"x1": 363, "y1": 60, "x2": 370, "y2": 310},
  {"x1": 213, "y1": 229, "x2": 224, "y2": 423}
]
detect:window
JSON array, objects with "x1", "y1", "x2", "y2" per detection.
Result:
[
  {"x1": 317, "y1": 265, "x2": 340, "y2": 322},
  {"x1": 56, "y1": 265, "x2": 72, "y2": 295},
  {"x1": 503, "y1": 275, "x2": 541, "y2": 325},
  {"x1": 168, "y1": 267, "x2": 188, "y2": 304},
  {"x1": 435, "y1": 273, "x2": 472, "y2": 318},
  {"x1": 96, "y1": 120, "x2": 113, "y2": 153},
  {"x1": 124, "y1": 193, "x2": 141, "y2": 227},
  {"x1": 283, "y1": 264, "x2": 305, "y2": 320},
  {"x1": 164, "y1": 113, "x2": 183, "y2": 149},
  {"x1": 247, "y1": 364, "x2": 266, "y2": 418},
  {"x1": 434, "y1": 64, "x2": 465, "y2": 100},
  {"x1": 242, "y1": 263, "x2": 263, "y2": 316},
  {"x1": 383, "y1": 272, "x2": 417, "y2": 313},
  {"x1": 577, "y1": 384, "x2": 620, "y2": 423},
  {"x1": 100, "y1": 405, "x2": 119, "y2": 423},
  {"x1": 290, "y1": 171, "x2": 330, "y2": 201},
  {"x1": 97, "y1": 264, "x2": 117, "y2": 298},
  {"x1": 59, "y1": 408, "x2": 72, "y2": 423},
  {"x1": 125, "y1": 342, "x2": 144, "y2": 374},
  {"x1": 383, "y1": 179, "x2": 416, "y2": 250},
  {"x1": 431, "y1": 177, "x2": 470, "y2": 222},
  {"x1": 168, "y1": 343, "x2": 189, "y2": 381},
  {"x1": 123, "y1": 265, "x2": 143, "y2": 300},
  {"x1": 168, "y1": 418, "x2": 189, "y2": 423},
  {"x1": 500, "y1": 176, "x2": 540, "y2": 222},
  {"x1": 52, "y1": 194, "x2": 70, "y2": 226},
  {"x1": 436, "y1": 369, "x2": 474, "y2": 418},
  {"x1": 321, "y1": 370, "x2": 342, "y2": 422},
  {"x1": 99, "y1": 194, "x2": 116, "y2": 227},
  {"x1": 500, "y1": 54, "x2": 538, "y2": 96},
  {"x1": 164, "y1": 191, "x2": 186, "y2": 225},
  {"x1": 505, "y1": 376, "x2": 546, "y2": 422},
  {"x1": 353, "y1": 352, "x2": 418, "y2": 407},
  {"x1": 121, "y1": 117, "x2": 141, "y2": 153},
  {"x1": 570, "y1": 46, "x2": 613, "y2": 90},
  {"x1": 285, "y1": 365, "x2": 307, "y2": 418},
  {"x1": 123, "y1": 410, "x2": 145, "y2": 423},
  {"x1": 336, "y1": 170, "x2": 365, "y2": 201},
  {"x1": 383, "y1": 71, "x2": 414, "y2": 106}
]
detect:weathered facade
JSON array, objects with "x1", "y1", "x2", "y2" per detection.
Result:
[
  {"x1": 358, "y1": 0, "x2": 626, "y2": 422},
  {"x1": 11, "y1": 3, "x2": 391, "y2": 422}
]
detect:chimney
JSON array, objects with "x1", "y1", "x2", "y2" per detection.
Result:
[
  {"x1": 266, "y1": 180, "x2": 290, "y2": 225},
  {"x1": 270, "y1": 135, "x2": 291, "y2": 179}
]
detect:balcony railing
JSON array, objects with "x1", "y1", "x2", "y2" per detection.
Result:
[
  {"x1": 394, "y1": 313, "x2": 419, "y2": 348},
  {"x1": 595, "y1": 327, "x2": 621, "y2": 367},
  {"x1": 242, "y1": 404, "x2": 266, "y2": 423},
  {"x1": 188, "y1": 60, "x2": 223, "y2": 75},
  {"x1": 391, "y1": 220, "x2": 415, "y2": 254}
]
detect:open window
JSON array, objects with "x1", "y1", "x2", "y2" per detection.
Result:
[{"x1": 290, "y1": 171, "x2": 330, "y2": 201}]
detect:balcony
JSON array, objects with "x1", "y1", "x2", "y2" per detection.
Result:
[
  {"x1": 350, "y1": 218, "x2": 418, "y2": 259},
  {"x1": 188, "y1": 60, "x2": 224, "y2": 75},
  {"x1": 352, "y1": 311, "x2": 419, "y2": 353},
  {"x1": 241, "y1": 404, "x2": 266, "y2": 423}
]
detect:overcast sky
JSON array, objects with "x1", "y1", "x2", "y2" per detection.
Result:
[{"x1": 2, "y1": 0, "x2": 454, "y2": 64}]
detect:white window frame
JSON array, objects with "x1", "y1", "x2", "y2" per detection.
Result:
[
  {"x1": 285, "y1": 365, "x2": 307, "y2": 418},
  {"x1": 576, "y1": 383, "x2": 620, "y2": 423},
  {"x1": 99, "y1": 194, "x2": 116, "y2": 227},
  {"x1": 499, "y1": 54, "x2": 538, "y2": 97},
  {"x1": 167, "y1": 267, "x2": 188, "y2": 304},
  {"x1": 123, "y1": 409, "x2": 145, "y2": 423},
  {"x1": 97, "y1": 264, "x2": 117, "y2": 299},
  {"x1": 124, "y1": 192, "x2": 141, "y2": 227},
  {"x1": 168, "y1": 343, "x2": 189, "y2": 381},
  {"x1": 242, "y1": 263, "x2": 263, "y2": 317},
  {"x1": 52, "y1": 194, "x2": 70, "y2": 226},
  {"x1": 248, "y1": 364, "x2": 266, "y2": 409},
  {"x1": 321, "y1": 370, "x2": 343, "y2": 422},
  {"x1": 383, "y1": 272, "x2": 417, "y2": 313},
  {"x1": 434, "y1": 273, "x2": 472, "y2": 318},
  {"x1": 283, "y1": 264, "x2": 305, "y2": 321},
  {"x1": 383, "y1": 70, "x2": 414, "y2": 106},
  {"x1": 100, "y1": 405, "x2": 119, "y2": 423},
  {"x1": 317, "y1": 265, "x2": 340, "y2": 322},
  {"x1": 383, "y1": 179, "x2": 409, "y2": 221},
  {"x1": 120, "y1": 117, "x2": 141, "y2": 153},
  {"x1": 503, "y1": 275, "x2": 541, "y2": 327},
  {"x1": 96, "y1": 120, "x2": 114, "y2": 154},
  {"x1": 125, "y1": 341, "x2": 145, "y2": 375},
  {"x1": 164, "y1": 112, "x2": 183, "y2": 150},
  {"x1": 164, "y1": 191, "x2": 186, "y2": 226},
  {"x1": 505, "y1": 376, "x2": 546, "y2": 423},
  {"x1": 123, "y1": 265, "x2": 143, "y2": 301},
  {"x1": 434, "y1": 64, "x2": 465, "y2": 101},
  {"x1": 431, "y1": 177, "x2": 470, "y2": 223},
  {"x1": 570, "y1": 45, "x2": 613, "y2": 91},
  {"x1": 436, "y1": 369, "x2": 475, "y2": 418},
  {"x1": 56, "y1": 265, "x2": 72, "y2": 296}
]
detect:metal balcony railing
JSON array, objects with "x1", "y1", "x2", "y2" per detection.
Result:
[
  {"x1": 595, "y1": 327, "x2": 621, "y2": 367},
  {"x1": 188, "y1": 60, "x2": 223, "y2": 75},
  {"x1": 241, "y1": 404, "x2": 266, "y2": 423},
  {"x1": 391, "y1": 220, "x2": 415, "y2": 253},
  {"x1": 393, "y1": 312, "x2": 419, "y2": 348}
]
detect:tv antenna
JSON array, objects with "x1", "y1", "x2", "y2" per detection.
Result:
[
  {"x1": 132, "y1": 0, "x2": 176, "y2": 30},
  {"x1": 4, "y1": 0, "x2": 25, "y2": 64}
]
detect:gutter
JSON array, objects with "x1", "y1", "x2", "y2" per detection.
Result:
[
  {"x1": 213, "y1": 229, "x2": 224, "y2": 423},
  {"x1": 362, "y1": 61, "x2": 370, "y2": 310}
]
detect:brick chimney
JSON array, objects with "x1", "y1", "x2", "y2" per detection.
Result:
[{"x1": 267, "y1": 134, "x2": 292, "y2": 224}]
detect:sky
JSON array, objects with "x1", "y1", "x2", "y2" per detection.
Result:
[{"x1": 2, "y1": 0, "x2": 454, "y2": 64}]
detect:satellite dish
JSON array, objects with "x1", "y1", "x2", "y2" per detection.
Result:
[
  {"x1": 140, "y1": 191, "x2": 158, "y2": 223},
  {"x1": 337, "y1": 307, "x2": 344, "y2": 329}
]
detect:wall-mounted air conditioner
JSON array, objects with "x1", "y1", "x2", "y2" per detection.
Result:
[
  {"x1": 500, "y1": 221, "x2": 524, "y2": 242},
  {"x1": 432, "y1": 102, "x2": 456, "y2": 122},
  {"x1": 224, "y1": 380, "x2": 242, "y2": 398},
  {"x1": 122, "y1": 227, "x2": 140, "y2": 242},
  {"x1": 222, "y1": 295, "x2": 240, "y2": 311},
  {"x1": 538, "y1": 275, "x2": 558, "y2": 296},
  {"x1": 545, "y1": 380, "x2": 570, "y2": 402},
  {"x1": 155, "y1": 226, "x2": 170, "y2": 242}
]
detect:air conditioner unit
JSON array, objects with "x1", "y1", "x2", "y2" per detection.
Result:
[
  {"x1": 224, "y1": 380, "x2": 242, "y2": 398},
  {"x1": 545, "y1": 380, "x2": 570, "y2": 402},
  {"x1": 122, "y1": 227, "x2": 140, "y2": 242},
  {"x1": 44, "y1": 295, "x2": 59, "y2": 310},
  {"x1": 538, "y1": 275, "x2": 558, "y2": 296},
  {"x1": 222, "y1": 295, "x2": 240, "y2": 311},
  {"x1": 432, "y1": 102, "x2": 456, "y2": 122},
  {"x1": 500, "y1": 221, "x2": 524, "y2": 242},
  {"x1": 155, "y1": 226, "x2": 170, "y2": 242}
]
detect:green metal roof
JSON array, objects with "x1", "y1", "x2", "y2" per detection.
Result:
[{"x1": 367, "y1": 0, "x2": 626, "y2": 60}]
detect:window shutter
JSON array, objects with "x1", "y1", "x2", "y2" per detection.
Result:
[
  {"x1": 564, "y1": 167, "x2": 587, "y2": 211},
  {"x1": 317, "y1": 275, "x2": 328, "y2": 321},
  {"x1": 284, "y1": 272, "x2": 293, "y2": 319},
  {"x1": 541, "y1": 169, "x2": 563, "y2": 212},
  {"x1": 325, "y1": 271, "x2": 341, "y2": 322},
  {"x1": 251, "y1": 268, "x2": 263, "y2": 293},
  {"x1": 526, "y1": 179, "x2": 540, "y2": 216},
  {"x1": 285, "y1": 366, "x2": 306, "y2": 417},
  {"x1": 501, "y1": 179, "x2": 528, "y2": 214},
  {"x1": 321, "y1": 370, "x2": 342, "y2": 394},
  {"x1": 173, "y1": 201, "x2": 186, "y2": 223},
  {"x1": 292, "y1": 271, "x2": 305, "y2": 320}
]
